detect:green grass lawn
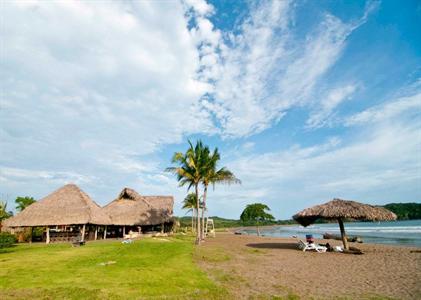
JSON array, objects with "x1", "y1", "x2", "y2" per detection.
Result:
[{"x1": 0, "y1": 236, "x2": 226, "y2": 299}]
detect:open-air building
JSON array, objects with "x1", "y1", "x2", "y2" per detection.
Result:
[
  {"x1": 101, "y1": 188, "x2": 174, "y2": 238},
  {"x1": 3, "y1": 184, "x2": 111, "y2": 243},
  {"x1": 3, "y1": 184, "x2": 175, "y2": 243}
]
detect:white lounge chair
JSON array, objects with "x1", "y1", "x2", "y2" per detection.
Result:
[{"x1": 298, "y1": 240, "x2": 327, "y2": 253}]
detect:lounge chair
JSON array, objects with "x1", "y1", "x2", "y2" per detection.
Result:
[{"x1": 298, "y1": 240, "x2": 327, "y2": 253}]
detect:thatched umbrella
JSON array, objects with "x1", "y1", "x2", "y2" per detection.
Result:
[{"x1": 293, "y1": 198, "x2": 397, "y2": 250}]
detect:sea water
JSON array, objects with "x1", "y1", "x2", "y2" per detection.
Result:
[{"x1": 240, "y1": 219, "x2": 421, "y2": 247}]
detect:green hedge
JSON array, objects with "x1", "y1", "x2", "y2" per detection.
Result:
[{"x1": 0, "y1": 232, "x2": 17, "y2": 248}]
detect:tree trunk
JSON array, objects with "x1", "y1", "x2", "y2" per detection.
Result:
[
  {"x1": 338, "y1": 218, "x2": 349, "y2": 250},
  {"x1": 201, "y1": 185, "x2": 208, "y2": 241},
  {"x1": 195, "y1": 184, "x2": 201, "y2": 245},
  {"x1": 191, "y1": 210, "x2": 194, "y2": 233},
  {"x1": 192, "y1": 209, "x2": 195, "y2": 233},
  {"x1": 256, "y1": 224, "x2": 260, "y2": 236}
]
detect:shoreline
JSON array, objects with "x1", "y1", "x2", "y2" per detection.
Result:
[{"x1": 223, "y1": 223, "x2": 421, "y2": 249}]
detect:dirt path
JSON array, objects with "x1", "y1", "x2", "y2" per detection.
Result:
[{"x1": 195, "y1": 232, "x2": 421, "y2": 299}]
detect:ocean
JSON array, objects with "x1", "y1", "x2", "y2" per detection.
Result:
[{"x1": 239, "y1": 219, "x2": 421, "y2": 247}]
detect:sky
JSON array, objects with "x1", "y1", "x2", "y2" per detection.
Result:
[{"x1": 1, "y1": 0, "x2": 420, "y2": 220}]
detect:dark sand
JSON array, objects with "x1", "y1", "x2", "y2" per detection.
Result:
[{"x1": 196, "y1": 232, "x2": 421, "y2": 299}]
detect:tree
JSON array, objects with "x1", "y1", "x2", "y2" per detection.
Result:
[
  {"x1": 166, "y1": 140, "x2": 208, "y2": 245},
  {"x1": 240, "y1": 203, "x2": 275, "y2": 236},
  {"x1": 200, "y1": 147, "x2": 240, "y2": 241},
  {"x1": 0, "y1": 201, "x2": 13, "y2": 222},
  {"x1": 182, "y1": 193, "x2": 203, "y2": 233},
  {"x1": 15, "y1": 196, "x2": 36, "y2": 212}
]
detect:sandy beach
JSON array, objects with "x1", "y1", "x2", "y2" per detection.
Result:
[{"x1": 196, "y1": 231, "x2": 421, "y2": 299}]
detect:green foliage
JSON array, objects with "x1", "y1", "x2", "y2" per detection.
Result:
[
  {"x1": 0, "y1": 201, "x2": 13, "y2": 221},
  {"x1": 178, "y1": 216, "x2": 293, "y2": 228},
  {"x1": 0, "y1": 232, "x2": 17, "y2": 248},
  {"x1": 182, "y1": 193, "x2": 204, "y2": 210},
  {"x1": 383, "y1": 203, "x2": 421, "y2": 220},
  {"x1": 168, "y1": 140, "x2": 240, "y2": 242},
  {"x1": 240, "y1": 203, "x2": 275, "y2": 225},
  {"x1": 0, "y1": 238, "x2": 227, "y2": 299},
  {"x1": 15, "y1": 196, "x2": 36, "y2": 212}
]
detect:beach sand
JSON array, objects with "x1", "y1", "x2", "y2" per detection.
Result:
[{"x1": 196, "y1": 231, "x2": 421, "y2": 299}]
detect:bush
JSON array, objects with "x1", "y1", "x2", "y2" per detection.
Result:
[{"x1": 0, "y1": 232, "x2": 17, "y2": 248}]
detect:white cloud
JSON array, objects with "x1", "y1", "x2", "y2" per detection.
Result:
[
  {"x1": 195, "y1": 2, "x2": 374, "y2": 137},
  {"x1": 183, "y1": 0, "x2": 214, "y2": 17},
  {"x1": 0, "y1": 0, "x2": 216, "y2": 207},
  {"x1": 206, "y1": 118, "x2": 421, "y2": 219},
  {"x1": 345, "y1": 92, "x2": 421, "y2": 126},
  {"x1": 307, "y1": 84, "x2": 357, "y2": 128},
  {"x1": 1, "y1": 0, "x2": 417, "y2": 220},
  {"x1": 0, "y1": 167, "x2": 95, "y2": 185}
]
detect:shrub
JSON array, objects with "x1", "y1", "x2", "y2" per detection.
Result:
[{"x1": 0, "y1": 232, "x2": 17, "y2": 248}]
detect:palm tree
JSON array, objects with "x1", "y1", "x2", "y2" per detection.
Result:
[
  {"x1": 166, "y1": 140, "x2": 208, "y2": 245},
  {"x1": 200, "y1": 148, "x2": 241, "y2": 240},
  {"x1": 15, "y1": 196, "x2": 35, "y2": 212},
  {"x1": 182, "y1": 193, "x2": 206, "y2": 234},
  {"x1": 182, "y1": 193, "x2": 197, "y2": 233},
  {"x1": 0, "y1": 201, "x2": 13, "y2": 231},
  {"x1": 0, "y1": 201, "x2": 11, "y2": 222}
]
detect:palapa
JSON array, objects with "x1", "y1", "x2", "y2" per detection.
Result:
[
  {"x1": 3, "y1": 184, "x2": 111, "y2": 227},
  {"x1": 102, "y1": 188, "x2": 173, "y2": 226},
  {"x1": 293, "y1": 198, "x2": 397, "y2": 250}
]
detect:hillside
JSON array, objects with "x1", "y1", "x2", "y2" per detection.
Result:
[
  {"x1": 176, "y1": 202, "x2": 421, "y2": 229},
  {"x1": 177, "y1": 216, "x2": 296, "y2": 229},
  {"x1": 382, "y1": 203, "x2": 421, "y2": 220}
]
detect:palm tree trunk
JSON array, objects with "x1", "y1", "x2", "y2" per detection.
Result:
[
  {"x1": 191, "y1": 209, "x2": 194, "y2": 233},
  {"x1": 193, "y1": 209, "x2": 196, "y2": 233},
  {"x1": 201, "y1": 185, "x2": 208, "y2": 241},
  {"x1": 195, "y1": 184, "x2": 201, "y2": 245}
]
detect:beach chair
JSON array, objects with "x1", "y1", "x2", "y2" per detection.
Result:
[{"x1": 298, "y1": 240, "x2": 327, "y2": 253}]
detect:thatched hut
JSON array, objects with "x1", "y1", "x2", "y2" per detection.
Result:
[
  {"x1": 3, "y1": 184, "x2": 111, "y2": 243},
  {"x1": 293, "y1": 198, "x2": 397, "y2": 249},
  {"x1": 102, "y1": 188, "x2": 174, "y2": 237}
]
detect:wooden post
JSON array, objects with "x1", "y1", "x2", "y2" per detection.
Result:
[
  {"x1": 103, "y1": 226, "x2": 107, "y2": 240},
  {"x1": 29, "y1": 227, "x2": 33, "y2": 244},
  {"x1": 46, "y1": 226, "x2": 50, "y2": 244},
  {"x1": 338, "y1": 218, "x2": 349, "y2": 250},
  {"x1": 81, "y1": 224, "x2": 86, "y2": 242},
  {"x1": 161, "y1": 223, "x2": 164, "y2": 234},
  {"x1": 94, "y1": 226, "x2": 98, "y2": 240},
  {"x1": 123, "y1": 226, "x2": 126, "y2": 238}
]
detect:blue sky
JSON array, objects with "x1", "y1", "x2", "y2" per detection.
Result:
[{"x1": 1, "y1": 0, "x2": 420, "y2": 219}]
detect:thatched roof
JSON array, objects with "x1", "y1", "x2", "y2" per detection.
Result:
[
  {"x1": 4, "y1": 184, "x2": 111, "y2": 227},
  {"x1": 293, "y1": 198, "x2": 397, "y2": 227},
  {"x1": 102, "y1": 188, "x2": 174, "y2": 226}
]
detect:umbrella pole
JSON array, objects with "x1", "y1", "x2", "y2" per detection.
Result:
[{"x1": 338, "y1": 218, "x2": 349, "y2": 250}]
